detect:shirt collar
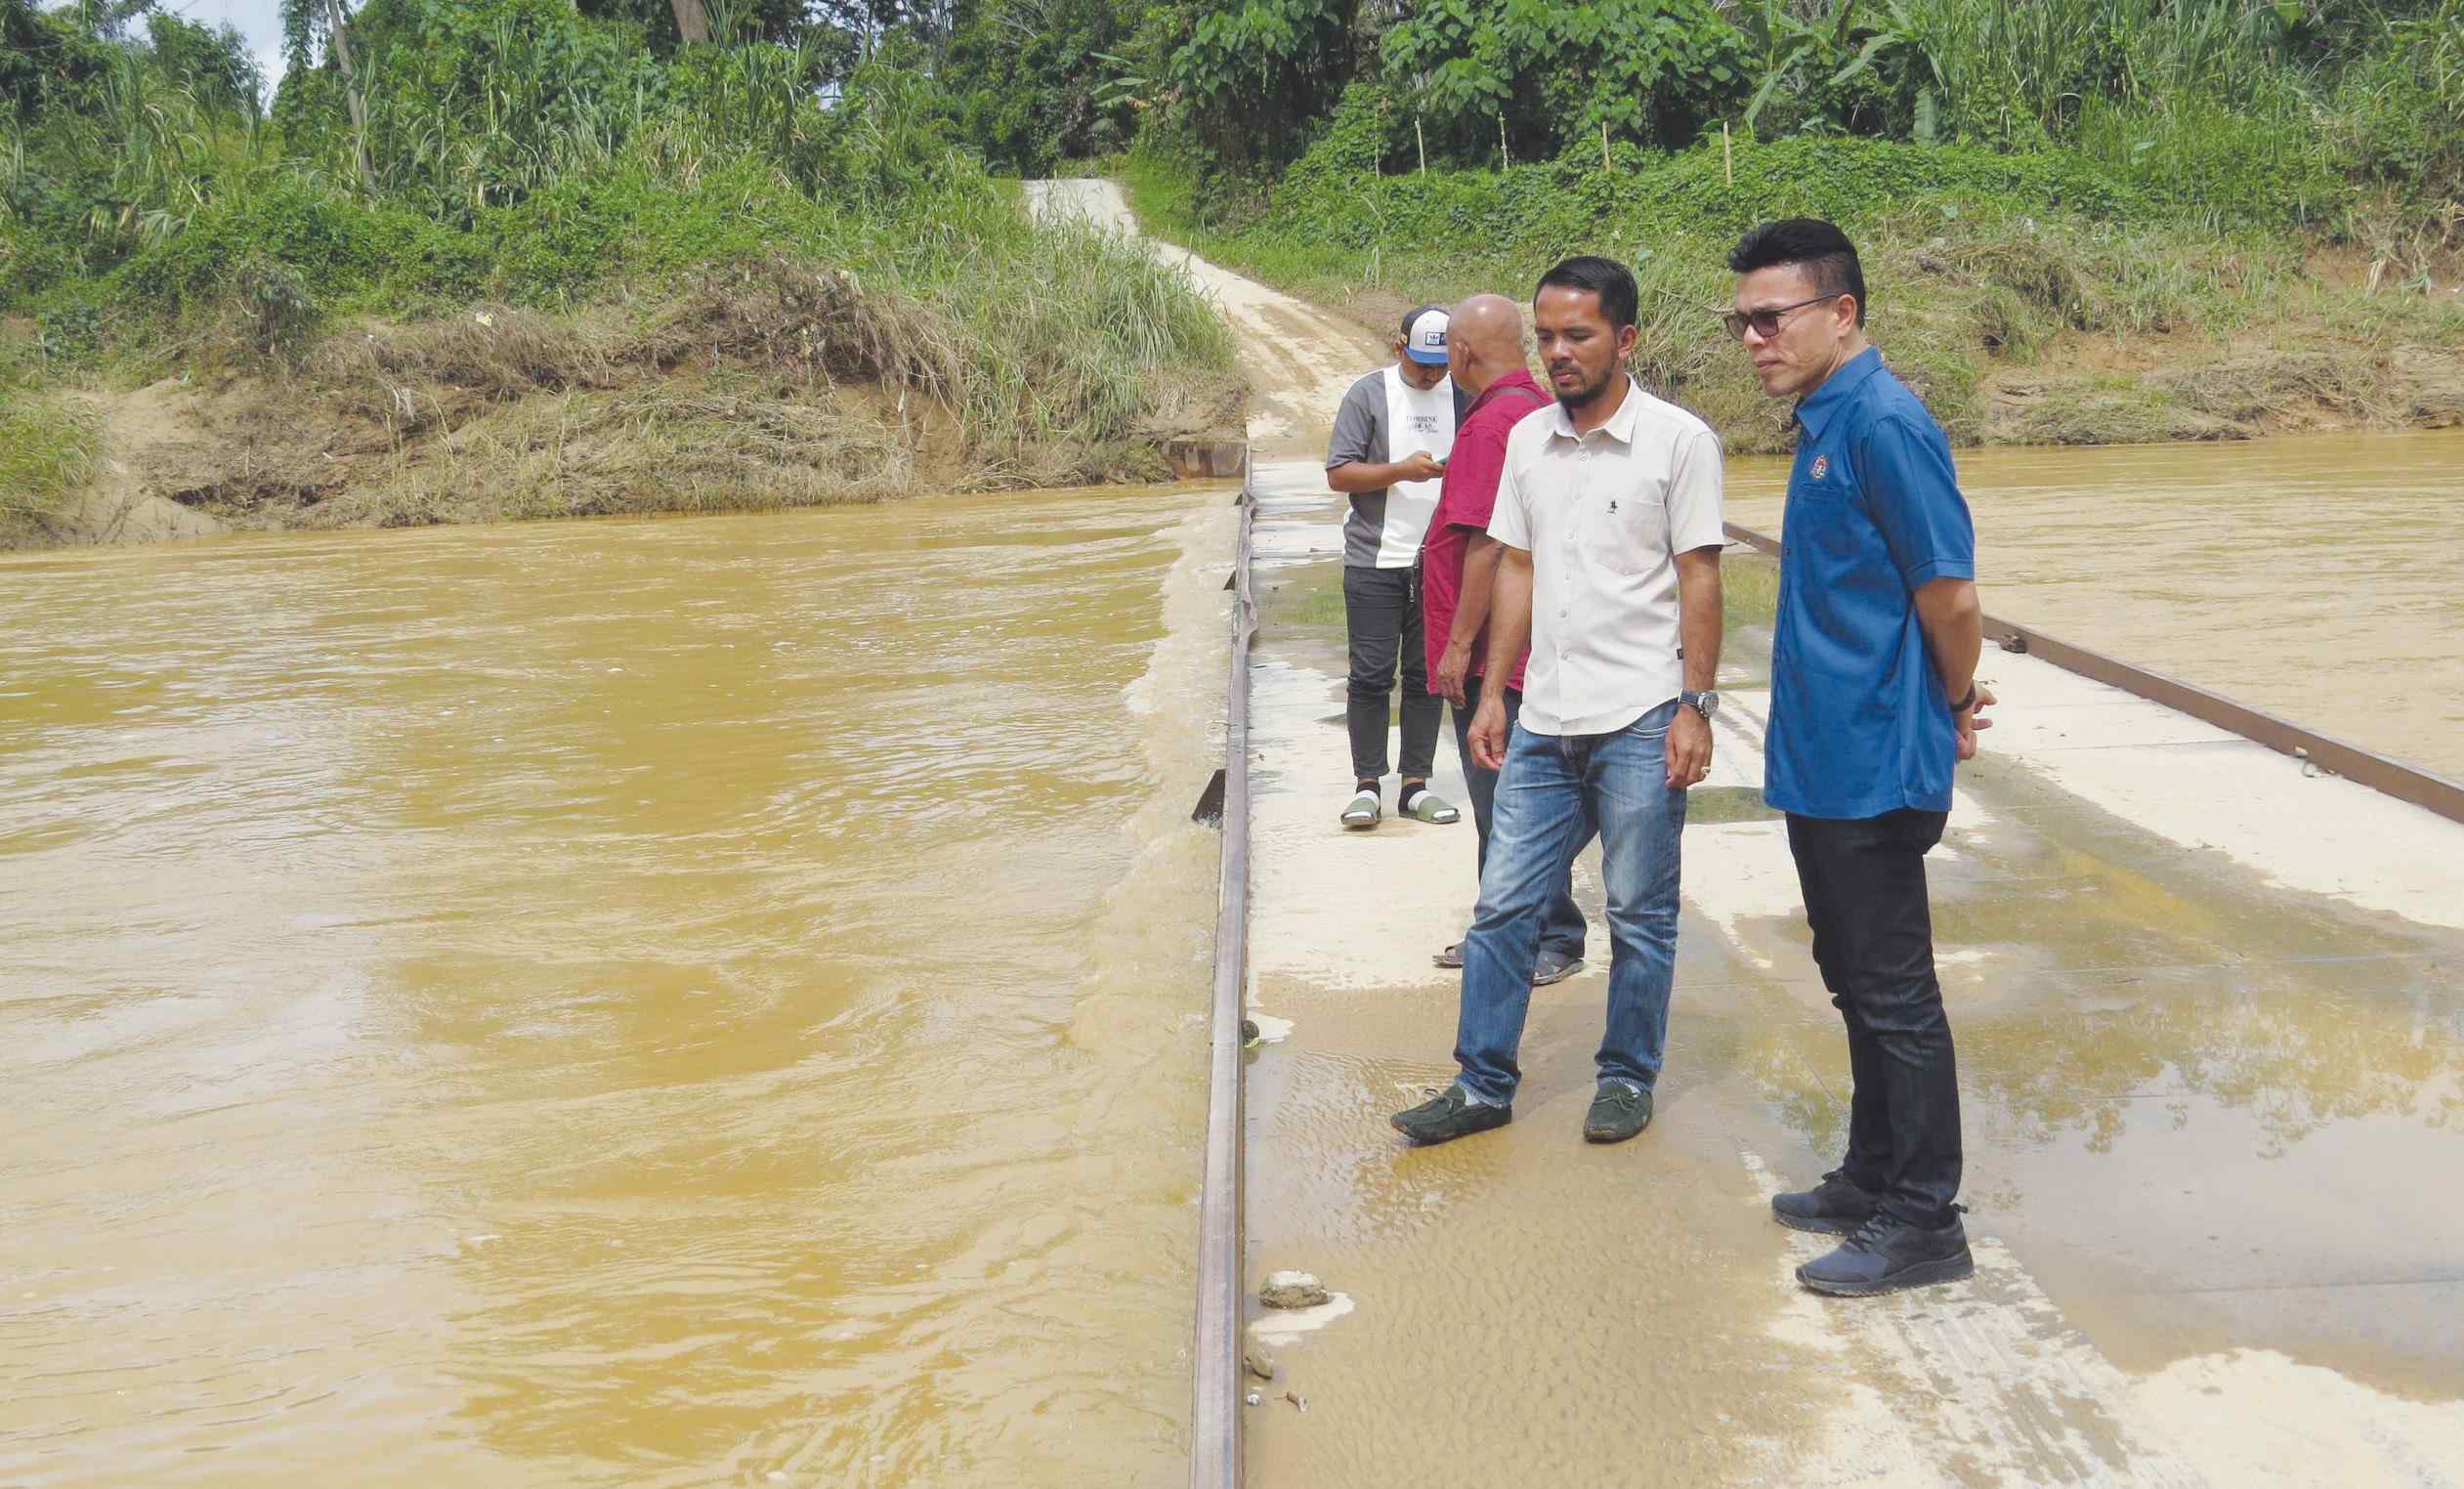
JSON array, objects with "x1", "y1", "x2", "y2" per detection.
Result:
[
  {"x1": 1544, "y1": 375, "x2": 1642, "y2": 444},
  {"x1": 1466, "y1": 366, "x2": 1542, "y2": 418},
  {"x1": 1793, "y1": 346, "x2": 1884, "y2": 441}
]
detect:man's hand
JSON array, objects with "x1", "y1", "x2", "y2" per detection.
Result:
[
  {"x1": 1468, "y1": 692, "x2": 1509, "y2": 771},
  {"x1": 1395, "y1": 450, "x2": 1446, "y2": 484},
  {"x1": 1665, "y1": 706, "x2": 1712, "y2": 788},
  {"x1": 1955, "y1": 683, "x2": 1998, "y2": 762},
  {"x1": 1434, "y1": 638, "x2": 1473, "y2": 707}
]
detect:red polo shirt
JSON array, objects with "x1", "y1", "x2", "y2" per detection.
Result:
[{"x1": 1421, "y1": 368, "x2": 1551, "y2": 693}]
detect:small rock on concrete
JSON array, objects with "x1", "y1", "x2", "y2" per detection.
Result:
[{"x1": 1260, "y1": 1270, "x2": 1330, "y2": 1309}]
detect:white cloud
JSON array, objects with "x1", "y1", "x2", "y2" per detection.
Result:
[{"x1": 159, "y1": 0, "x2": 291, "y2": 95}]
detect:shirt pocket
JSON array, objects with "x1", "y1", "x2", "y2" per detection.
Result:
[{"x1": 1587, "y1": 473, "x2": 1669, "y2": 577}]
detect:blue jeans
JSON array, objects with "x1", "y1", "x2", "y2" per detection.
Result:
[
  {"x1": 1451, "y1": 674, "x2": 1586, "y2": 959},
  {"x1": 1452, "y1": 702, "x2": 1688, "y2": 1106}
]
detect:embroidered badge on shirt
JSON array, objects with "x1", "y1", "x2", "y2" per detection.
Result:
[{"x1": 1810, "y1": 454, "x2": 1830, "y2": 481}]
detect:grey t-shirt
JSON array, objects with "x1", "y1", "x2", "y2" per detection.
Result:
[{"x1": 1326, "y1": 369, "x2": 1472, "y2": 570}]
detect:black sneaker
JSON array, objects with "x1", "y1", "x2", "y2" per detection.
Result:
[
  {"x1": 1390, "y1": 1085, "x2": 1510, "y2": 1145},
  {"x1": 1796, "y1": 1209, "x2": 1974, "y2": 1298},
  {"x1": 1770, "y1": 1169, "x2": 1883, "y2": 1236},
  {"x1": 1582, "y1": 1082, "x2": 1652, "y2": 1143}
]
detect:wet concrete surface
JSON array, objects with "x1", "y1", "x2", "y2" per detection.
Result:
[{"x1": 1236, "y1": 456, "x2": 2464, "y2": 1485}]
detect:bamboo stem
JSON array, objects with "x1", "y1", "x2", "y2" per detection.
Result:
[{"x1": 1722, "y1": 120, "x2": 1733, "y2": 188}]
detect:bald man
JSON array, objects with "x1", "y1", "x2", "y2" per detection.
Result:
[{"x1": 1419, "y1": 293, "x2": 1588, "y2": 985}]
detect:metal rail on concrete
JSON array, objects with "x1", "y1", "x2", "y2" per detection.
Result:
[
  {"x1": 1192, "y1": 449, "x2": 1256, "y2": 1489},
  {"x1": 1723, "y1": 520, "x2": 2464, "y2": 827}
]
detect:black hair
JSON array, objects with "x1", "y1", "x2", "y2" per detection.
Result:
[
  {"x1": 1531, "y1": 256, "x2": 1639, "y2": 332},
  {"x1": 1400, "y1": 303, "x2": 1445, "y2": 339},
  {"x1": 1727, "y1": 218, "x2": 1868, "y2": 327}
]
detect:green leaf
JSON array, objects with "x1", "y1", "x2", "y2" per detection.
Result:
[
  {"x1": 1742, "y1": 40, "x2": 1807, "y2": 134},
  {"x1": 1828, "y1": 30, "x2": 1896, "y2": 89}
]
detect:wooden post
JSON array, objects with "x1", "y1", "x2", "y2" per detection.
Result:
[
  {"x1": 1600, "y1": 119, "x2": 1611, "y2": 174},
  {"x1": 1417, "y1": 117, "x2": 1426, "y2": 174},
  {"x1": 1722, "y1": 120, "x2": 1733, "y2": 187},
  {"x1": 1499, "y1": 114, "x2": 1509, "y2": 170}
]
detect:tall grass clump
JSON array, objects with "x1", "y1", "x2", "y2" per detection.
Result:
[
  {"x1": 0, "y1": 390, "x2": 101, "y2": 538},
  {"x1": 0, "y1": 0, "x2": 1234, "y2": 478}
]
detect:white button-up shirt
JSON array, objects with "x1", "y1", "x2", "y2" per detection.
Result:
[{"x1": 1488, "y1": 378, "x2": 1726, "y2": 736}]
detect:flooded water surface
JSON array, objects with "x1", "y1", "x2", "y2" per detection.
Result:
[
  {"x1": 0, "y1": 490, "x2": 1228, "y2": 1486},
  {"x1": 1727, "y1": 429, "x2": 2464, "y2": 781}
]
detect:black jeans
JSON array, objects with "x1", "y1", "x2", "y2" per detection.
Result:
[
  {"x1": 1342, "y1": 565, "x2": 1441, "y2": 783},
  {"x1": 1452, "y1": 674, "x2": 1586, "y2": 957},
  {"x1": 1786, "y1": 809, "x2": 1962, "y2": 1227}
]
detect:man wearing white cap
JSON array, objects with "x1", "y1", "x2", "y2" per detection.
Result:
[{"x1": 1325, "y1": 305, "x2": 1469, "y2": 830}]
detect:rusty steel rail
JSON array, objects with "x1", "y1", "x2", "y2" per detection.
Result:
[
  {"x1": 1192, "y1": 450, "x2": 1255, "y2": 1489},
  {"x1": 1723, "y1": 520, "x2": 2464, "y2": 826}
]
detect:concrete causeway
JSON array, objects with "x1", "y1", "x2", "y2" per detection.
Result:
[
  {"x1": 1238, "y1": 454, "x2": 2464, "y2": 1486},
  {"x1": 1031, "y1": 177, "x2": 2464, "y2": 1485}
]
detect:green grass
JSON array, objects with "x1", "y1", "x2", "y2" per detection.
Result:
[
  {"x1": 1123, "y1": 127, "x2": 2464, "y2": 452},
  {"x1": 1, "y1": 6, "x2": 1237, "y2": 481},
  {"x1": 1721, "y1": 552, "x2": 1779, "y2": 632},
  {"x1": 1687, "y1": 786, "x2": 1781, "y2": 826},
  {"x1": 0, "y1": 390, "x2": 101, "y2": 538}
]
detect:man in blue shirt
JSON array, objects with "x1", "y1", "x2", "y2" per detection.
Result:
[{"x1": 1725, "y1": 219, "x2": 1998, "y2": 1298}]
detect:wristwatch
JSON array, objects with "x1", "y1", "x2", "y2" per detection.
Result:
[{"x1": 1680, "y1": 690, "x2": 1720, "y2": 720}]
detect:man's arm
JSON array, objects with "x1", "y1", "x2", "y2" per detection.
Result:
[
  {"x1": 1325, "y1": 376, "x2": 1441, "y2": 492},
  {"x1": 1857, "y1": 413, "x2": 1992, "y2": 759},
  {"x1": 1433, "y1": 530, "x2": 1505, "y2": 705},
  {"x1": 1914, "y1": 576, "x2": 1994, "y2": 758},
  {"x1": 1467, "y1": 545, "x2": 1534, "y2": 770},
  {"x1": 1330, "y1": 453, "x2": 1444, "y2": 492},
  {"x1": 1665, "y1": 546, "x2": 1722, "y2": 788}
]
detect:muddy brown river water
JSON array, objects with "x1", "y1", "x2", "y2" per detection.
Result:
[
  {"x1": 1728, "y1": 428, "x2": 2464, "y2": 781},
  {"x1": 2, "y1": 415, "x2": 2458, "y2": 1486},
  {"x1": 0, "y1": 490, "x2": 1229, "y2": 1486}
]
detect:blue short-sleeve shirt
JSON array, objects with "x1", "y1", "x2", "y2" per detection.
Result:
[{"x1": 1766, "y1": 347, "x2": 1976, "y2": 820}]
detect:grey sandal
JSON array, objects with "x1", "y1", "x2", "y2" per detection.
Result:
[
  {"x1": 1400, "y1": 789, "x2": 1460, "y2": 825},
  {"x1": 1340, "y1": 788, "x2": 1381, "y2": 830}
]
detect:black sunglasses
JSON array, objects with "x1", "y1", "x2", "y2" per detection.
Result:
[{"x1": 1721, "y1": 293, "x2": 1846, "y2": 340}]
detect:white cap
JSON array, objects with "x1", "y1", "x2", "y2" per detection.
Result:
[{"x1": 1403, "y1": 308, "x2": 1450, "y2": 365}]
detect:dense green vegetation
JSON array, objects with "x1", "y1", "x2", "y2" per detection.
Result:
[
  {"x1": 1120, "y1": 0, "x2": 2464, "y2": 450},
  {"x1": 1145, "y1": 0, "x2": 2464, "y2": 224},
  {"x1": 0, "y1": 0, "x2": 1230, "y2": 538},
  {"x1": 3, "y1": 0, "x2": 2461, "y2": 537}
]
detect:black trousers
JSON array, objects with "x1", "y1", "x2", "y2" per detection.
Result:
[
  {"x1": 1342, "y1": 564, "x2": 1441, "y2": 783},
  {"x1": 1786, "y1": 809, "x2": 1962, "y2": 1227}
]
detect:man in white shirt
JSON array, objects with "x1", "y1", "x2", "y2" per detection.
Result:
[
  {"x1": 1391, "y1": 256, "x2": 1726, "y2": 1147},
  {"x1": 1325, "y1": 306, "x2": 1468, "y2": 830}
]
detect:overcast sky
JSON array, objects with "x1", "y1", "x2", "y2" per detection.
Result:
[{"x1": 142, "y1": 0, "x2": 290, "y2": 95}]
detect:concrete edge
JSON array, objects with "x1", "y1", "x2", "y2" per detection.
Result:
[
  {"x1": 1721, "y1": 519, "x2": 2464, "y2": 827},
  {"x1": 1192, "y1": 445, "x2": 1254, "y2": 1489}
]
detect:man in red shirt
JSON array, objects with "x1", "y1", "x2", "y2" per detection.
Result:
[{"x1": 1421, "y1": 293, "x2": 1589, "y2": 984}]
